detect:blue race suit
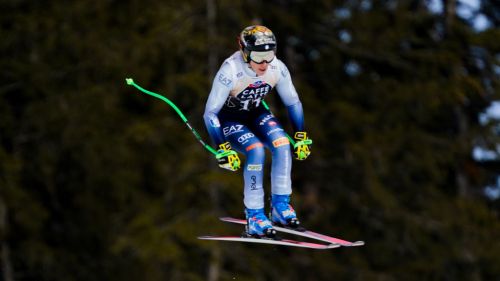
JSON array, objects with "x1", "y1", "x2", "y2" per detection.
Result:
[{"x1": 203, "y1": 51, "x2": 305, "y2": 209}]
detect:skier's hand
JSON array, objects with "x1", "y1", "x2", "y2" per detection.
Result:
[
  {"x1": 216, "y1": 142, "x2": 241, "y2": 171},
  {"x1": 293, "y1": 132, "x2": 312, "y2": 160}
]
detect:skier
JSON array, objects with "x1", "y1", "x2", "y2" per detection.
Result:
[{"x1": 203, "y1": 25, "x2": 312, "y2": 238}]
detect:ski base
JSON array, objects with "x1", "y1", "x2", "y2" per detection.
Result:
[
  {"x1": 198, "y1": 235, "x2": 339, "y2": 249},
  {"x1": 219, "y1": 217, "x2": 364, "y2": 247}
]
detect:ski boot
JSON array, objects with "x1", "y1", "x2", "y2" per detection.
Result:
[
  {"x1": 245, "y1": 208, "x2": 276, "y2": 238},
  {"x1": 270, "y1": 194, "x2": 304, "y2": 230}
]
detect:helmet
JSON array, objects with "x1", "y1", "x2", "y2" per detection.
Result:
[{"x1": 238, "y1": 25, "x2": 277, "y2": 63}]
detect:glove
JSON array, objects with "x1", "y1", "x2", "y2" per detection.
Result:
[
  {"x1": 215, "y1": 142, "x2": 241, "y2": 171},
  {"x1": 293, "y1": 132, "x2": 312, "y2": 160}
]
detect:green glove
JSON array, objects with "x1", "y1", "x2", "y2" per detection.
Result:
[
  {"x1": 216, "y1": 142, "x2": 241, "y2": 171},
  {"x1": 293, "y1": 132, "x2": 312, "y2": 160}
]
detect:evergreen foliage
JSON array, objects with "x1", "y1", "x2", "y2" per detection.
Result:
[{"x1": 1, "y1": 0, "x2": 499, "y2": 280}]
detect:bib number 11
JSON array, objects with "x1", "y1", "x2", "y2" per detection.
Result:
[{"x1": 241, "y1": 97, "x2": 262, "y2": 111}]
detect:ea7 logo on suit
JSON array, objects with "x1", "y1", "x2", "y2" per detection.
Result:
[{"x1": 223, "y1": 125, "x2": 244, "y2": 136}]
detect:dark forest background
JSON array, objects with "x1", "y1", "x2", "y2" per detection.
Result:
[{"x1": 1, "y1": 0, "x2": 500, "y2": 280}]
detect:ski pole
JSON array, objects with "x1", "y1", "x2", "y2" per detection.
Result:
[
  {"x1": 125, "y1": 78, "x2": 218, "y2": 156},
  {"x1": 261, "y1": 101, "x2": 313, "y2": 160},
  {"x1": 261, "y1": 100, "x2": 296, "y2": 146}
]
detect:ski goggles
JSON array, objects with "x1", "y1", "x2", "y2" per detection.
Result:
[{"x1": 249, "y1": 50, "x2": 275, "y2": 64}]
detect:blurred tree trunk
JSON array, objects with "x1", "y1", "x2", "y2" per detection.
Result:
[
  {"x1": 207, "y1": 0, "x2": 218, "y2": 80},
  {"x1": 455, "y1": 105, "x2": 471, "y2": 197},
  {"x1": 206, "y1": 1, "x2": 222, "y2": 281},
  {"x1": 443, "y1": 0, "x2": 457, "y2": 30},
  {"x1": 443, "y1": 0, "x2": 471, "y2": 197},
  {"x1": 0, "y1": 196, "x2": 14, "y2": 281}
]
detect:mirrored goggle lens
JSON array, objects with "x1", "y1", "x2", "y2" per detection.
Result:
[{"x1": 250, "y1": 51, "x2": 275, "y2": 64}]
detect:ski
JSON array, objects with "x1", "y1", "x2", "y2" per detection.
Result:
[
  {"x1": 198, "y1": 235, "x2": 340, "y2": 249},
  {"x1": 219, "y1": 217, "x2": 364, "y2": 247}
]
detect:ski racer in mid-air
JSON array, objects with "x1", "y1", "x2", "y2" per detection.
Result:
[{"x1": 203, "y1": 25, "x2": 312, "y2": 238}]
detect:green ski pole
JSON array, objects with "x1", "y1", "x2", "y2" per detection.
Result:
[
  {"x1": 125, "y1": 78, "x2": 218, "y2": 156},
  {"x1": 261, "y1": 100, "x2": 296, "y2": 146},
  {"x1": 261, "y1": 101, "x2": 313, "y2": 160}
]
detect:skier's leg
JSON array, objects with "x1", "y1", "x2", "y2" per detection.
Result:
[
  {"x1": 251, "y1": 113, "x2": 292, "y2": 195},
  {"x1": 223, "y1": 122, "x2": 266, "y2": 209},
  {"x1": 222, "y1": 121, "x2": 274, "y2": 237},
  {"x1": 253, "y1": 112, "x2": 300, "y2": 228}
]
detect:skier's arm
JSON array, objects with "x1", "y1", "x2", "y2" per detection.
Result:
[
  {"x1": 275, "y1": 61, "x2": 312, "y2": 160},
  {"x1": 203, "y1": 63, "x2": 241, "y2": 171},
  {"x1": 275, "y1": 61, "x2": 304, "y2": 132},
  {"x1": 203, "y1": 63, "x2": 233, "y2": 146}
]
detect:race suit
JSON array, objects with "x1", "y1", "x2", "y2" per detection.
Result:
[{"x1": 203, "y1": 51, "x2": 305, "y2": 209}]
